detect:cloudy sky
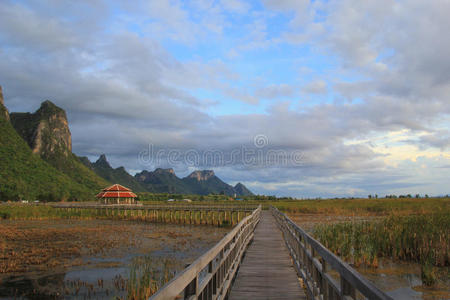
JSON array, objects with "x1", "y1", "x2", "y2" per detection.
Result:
[{"x1": 1, "y1": 0, "x2": 449, "y2": 197}]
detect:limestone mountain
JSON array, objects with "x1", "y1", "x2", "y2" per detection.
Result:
[
  {"x1": 0, "y1": 89, "x2": 96, "y2": 201},
  {"x1": 186, "y1": 170, "x2": 215, "y2": 181},
  {"x1": 10, "y1": 100, "x2": 109, "y2": 191},
  {"x1": 133, "y1": 168, "x2": 253, "y2": 196},
  {"x1": 0, "y1": 85, "x2": 253, "y2": 199},
  {"x1": 11, "y1": 100, "x2": 71, "y2": 158},
  {"x1": 182, "y1": 170, "x2": 237, "y2": 196},
  {"x1": 135, "y1": 168, "x2": 192, "y2": 193},
  {"x1": 234, "y1": 182, "x2": 254, "y2": 196},
  {"x1": 81, "y1": 154, "x2": 147, "y2": 192}
]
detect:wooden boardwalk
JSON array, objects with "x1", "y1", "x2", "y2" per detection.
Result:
[{"x1": 229, "y1": 211, "x2": 306, "y2": 300}]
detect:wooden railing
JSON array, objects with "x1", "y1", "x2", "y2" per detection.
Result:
[
  {"x1": 149, "y1": 205, "x2": 261, "y2": 300},
  {"x1": 51, "y1": 203, "x2": 257, "y2": 211},
  {"x1": 271, "y1": 207, "x2": 393, "y2": 300}
]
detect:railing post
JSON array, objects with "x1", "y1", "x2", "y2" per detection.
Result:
[
  {"x1": 322, "y1": 259, "x2": 329, "y2": 300},
  {"x1": 184, "y1": 276, "x2": 197, "y2": 300},
  {"x1": 340, "y1": 277, "x2": 355, "y2": 299}
]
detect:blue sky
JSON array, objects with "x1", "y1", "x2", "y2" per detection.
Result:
[{"x1": 0, "y1": 0, "x2": 449, "y2": 197}]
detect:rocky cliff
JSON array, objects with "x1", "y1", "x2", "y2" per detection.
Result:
[
  {"x1": 10, "y1": 100, "x2": 108, "y2": 191},
  {"x1": 135, "y1": 168, "x2": 191, "y2": 193},
  {"x1": 182, "y1": 170, "x2": 237, "y2": 196},
  {"x1": 134, "y1": 168, "x2": 253, "y2": 196},
  {"x1": 0, "y1": 86, "x2": 10, "y2": 121},
  {"x1": 10, "y1": 100, "x2": 71, "y2": 159},
  {"x1": 0, "y1": 89, "x2": 103, "y2": 201},
  {"x1": 186, "y1": 170, "x2": 215, "y2": 181}
]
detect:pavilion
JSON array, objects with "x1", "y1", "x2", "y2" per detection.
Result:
[{"x1": 96, "y1": 184, "x2": 137, "y2": 204}]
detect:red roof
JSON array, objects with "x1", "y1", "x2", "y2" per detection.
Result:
[
  {"x1": 96, "y1": 191, "x2": 137, "y2": 198},
  {"x1": 96, "y1": 184, "x2": 137, "y2": 198},
  {"x1": 103, "y1": 184, "x2": 131, "y2": 192}
]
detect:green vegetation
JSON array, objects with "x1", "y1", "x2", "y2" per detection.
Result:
[
  {"x1": 127, "y1": 256, "x2": 176, "y2": 299},
  {"x1": 135, "y1": 168, "x2": 193, "y2": 194},
  {"x1": 182, "y1": 171, "x2": 236, "y2": 195},
  {"x1": 81, "y1": 154, "x2": 147, "y2": 192},
  {"x1": 271, "y1": 197, "x2": 450, "y2": 286},
  {"x1": 138, "y1": 195, "x2": 450, "y2": 217},
  {"x1": 135, "y1": 169, "x2": 251, "y2": 196},
  {"x1": 272, "y1": 197, "x2": 450, "y2": 216},
  {"x1": 0, "y1": 118, "x2": 95, "y2": 201},
  {"x1": 0, "y1": 204, "x2": 97, "y2": 220},
  {"x1": 314, "y1": 213, "x2": 449, "y2": 285},
  {"x1": 10, "y1": 101, "x2": 109, "y2": 193}
]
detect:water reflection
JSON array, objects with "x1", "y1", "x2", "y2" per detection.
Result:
[
  {"x1": 357, "y1": 260, "x2": 449, "y2": 300},
  {"x1": 0, "y1": 273, "x2": 66, "y2": 299},
  {"x1": 0, "y1": 220, "x2": 228, "y2": 299}
]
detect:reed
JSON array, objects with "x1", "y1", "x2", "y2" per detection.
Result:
[
  {"x1": 127, "y1": 256, "x2": 178, "y2": 299},
  {"x1": 313, "y1": 213, "x2": 449, "y2": 285},
  {"x1": 274, "y1": 197, "x2": 449, "y2": 216}
]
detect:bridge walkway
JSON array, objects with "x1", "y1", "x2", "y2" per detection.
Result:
[{"x1": 229, "y1": 211, "x2": 306, "y2": 300}]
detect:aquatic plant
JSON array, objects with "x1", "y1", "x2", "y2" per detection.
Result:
[
  {"x1": 313, "y1": 213, "x2": 449, "y2": 285},
  {"x1": 127, "y1": 256, "x2": 178, "y2": 299},
  {"x1": 275, "y1": 197, "x2": 449, "y2": 216}
]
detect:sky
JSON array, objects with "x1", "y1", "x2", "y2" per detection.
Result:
[{"x1": 0, "y1": 0, "x2": 449, "y2": 198}]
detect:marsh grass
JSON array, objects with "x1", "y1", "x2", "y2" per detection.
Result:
[
  {"x1": 274, "y1": 197, "x2": 449, "y2": 216},
  {"x1": 0, "y1": 204, "x2": 98, "y2": 220},
  {"x1": 313, "y1": 213, "x2": 449, "y2": 285},
  {"x1": 127, "y1": 256, "x2": 177, "y2": 299}
]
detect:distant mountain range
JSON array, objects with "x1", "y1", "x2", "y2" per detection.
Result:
[
  {"x1": 81, "y1": 154, "x2": 253, "y2": 196},
  {"x1": 0, "y1": 85, "x2": 252, "y2": 200}
]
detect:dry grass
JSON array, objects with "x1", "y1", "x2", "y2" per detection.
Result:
[{"x1": 0, "y1": 221, "x2": 143, "y2": 273}]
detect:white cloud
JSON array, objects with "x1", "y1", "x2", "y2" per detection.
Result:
[
  {"x1": 255, "y1": 84, "x2": 295, "y2": 99},
  {"x1": 302, "y1": 80, "x2": 327, "y2": 94},
  {"x1": 220, "y1": 0, "x2": 249, "y2": 14},
  {"x1": 0, "y1": 0, "x2": 449, "y2": 197}
]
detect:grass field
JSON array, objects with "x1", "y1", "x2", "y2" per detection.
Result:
[
  {"x1": 272, "y1": 197, "x2": 450, "y2": 216},
  {"x1": 313, "y1": 213, "x2": 449, "y2": 285}
]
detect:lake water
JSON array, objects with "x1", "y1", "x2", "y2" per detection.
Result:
[
  {"x1": 288, "y1": 213, "x2": 450, "y2": 300},
  {"x1": 0, "y1": 219, "x2": 229, "y2": 299}
]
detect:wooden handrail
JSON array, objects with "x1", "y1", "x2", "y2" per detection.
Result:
[
  {"x1": 149, "y1": 205, "x2": 261, "y2": 300},
  {"x1": 51, "y1": 203, "x2": 257, "y2": 211},
  {"x1": 271, "y1": 207, "x2": 393, "y2": 300}
]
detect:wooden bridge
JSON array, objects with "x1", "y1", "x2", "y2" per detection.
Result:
[
  {"x1": 149, "y1": 206, "x2": 393, "y2": 300},
  {"x1": 52, "y1": 203, "x2": 256, "y2": 226},
  {"x1": 51, "y1": 203, "x2": 393, "y2": 299}
]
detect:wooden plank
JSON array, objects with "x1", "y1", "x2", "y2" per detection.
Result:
[
  {"x1": 149, "y1": 206, "x2": 261, "y2": 300},
  {"x1": 272, "y1": 207, "x2": 394, "y2": 300},
  {"x1": 229, "y1": 211, "x2": 306, "y2": 300}
]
